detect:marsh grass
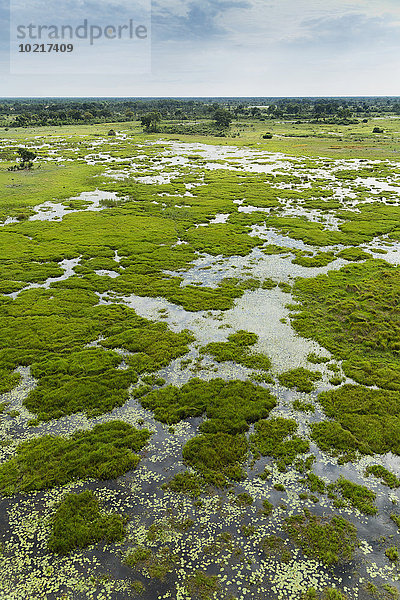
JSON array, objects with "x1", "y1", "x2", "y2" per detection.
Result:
[
  {"x1": 261, "y1": 535, "x2": 292, "y2": 563},
  {"x1": 47, "y1": 490, "x2": 126, "y2": 555},
  {"x1": 292, "y1": 260, "x2": 400, "y2": 391},
  {"x1": 162, "y1": 471, "x2": 206, "y2": 498},
  {"x1": 250, "y1": 417, "x2": 310, "y2": 469},
  {"x1": 278, "y1": 368, "x2": 322, "y2": 393},
  {"x1": 0, "y1": 421, "x2": 151, "y2": 495},
  {"x1": 200, "y1": 330, "x2": 271, "y2": 371},
  {"x1": 284, "y1": 509, "x2": 358, "y2": 566},
  {"x1": 313, "y1": 385, "x2": 400, "y2": 457},
  {"x1": 184, "y1": 570, "x2": 220, "y2": 600},
  {"x1": 141, "y1": 378, "x2": 276, "y2": 432},
  {"x1": 182, "y1": 432, "x2": 248, "y2": 486},
  {"x1": 365, "y1": 465, "x2": 400, "y2": 489},
  {"x1": 328, "y1": 477, "x2": 377, "y2": 515}
]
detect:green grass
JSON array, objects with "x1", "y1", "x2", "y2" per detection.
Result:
[
  {"x1": 250, "y1": 417, "x2": 310, "y2": 468},
  {"x1": 0, "y1": 161, "x2": 101, "y2": 221},
  {"x1": 124, "y1": 546, "x2": 152, "y2": 567},
  {"x1": 312, "y1": 385, "x2": 400, "y2": 457},
  {"x1": 183, "y1": 570, "x2": 220, "y2": 599},
  {"x1": 0, "y1": 369, "x2": 21, "y2": 394},
  {"x1": 365, "y1": 465, "x2": 400, "y2": 489},
  {"x1": 391, "y1": 514, "x2": 400, "y2": 530},
  {"x1": 125, "y1": 540, "x2": 179, "y2": 580},
  {"x1": 311, "y1": 420, "x2": 371, "y2": 461},
  {"x1": 293, "y1": 399, "x2": 315, "y2": 413},
  {"x1": 291, "y1": 260, "x2": 400, "y2": 391},
  {"x1": 261, "y1": 535, "x2": 292, "y2": 563},
  {"x1": 0, "y1": 290, "x2": 193, "y2": 420},
  {"x1": 284, "y1": 509, "x2": 358, "y2": 565},
  {"x1": 307, "y1": 353, "x2": 330, "y2": 364},
  {"x1": 161, "y1": 471, "x2": 206, "y2": 498},
  {"x1": 182, "y1": 432, "x2": 248, "y2": 486},
  {"x1": 0, "y1": 421, "x2": 151, "y2": 495},
  {"x1": 140, "y1": 377, "x2": 276, "y2": 432},
  {"x1": 278, "y1": 367, "x2": 322, "y2": 393},
  {"x1": 292, "y1": 251, "x2": 335, "y2": 268},
  {"x1": 47, "y1": 490, "x2": 125, "y2": 554},
  {"x1": 235, "y1": 492, "x2": 254, "y2": 507},
  {"x1": 336, "y1": 248, "x2": 371, "y2": 262},
  {"x1": 183, "y1": 223, "x2": 262, "y2": 257},
  {"x1": 328, "y1": 477, "x2": 377, "y2": 515},
  {"x1": 261, "y1": 498, "x2": 274, "y2": 516},
  {"x1": 200, "y1": 329, "x2": 271, "y2": 371},
  {"x1": 385, "y1": 547, "x2": 399, "y2": 562},
  {"x1": 304, "y1": 472, "x2": 326, "y2": 494}
]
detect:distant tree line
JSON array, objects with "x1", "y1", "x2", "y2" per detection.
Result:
[{"x1": 1, "y1": 97, "x2": 400, "y2": 128}]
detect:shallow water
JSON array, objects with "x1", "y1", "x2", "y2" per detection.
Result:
[{"x1": 0, "y1": 132, "x2": 399, "y2": 600}]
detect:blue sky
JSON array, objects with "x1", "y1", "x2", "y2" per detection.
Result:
[{"x1": 1, "y1": 0, "x2": 400, "y2": 96}]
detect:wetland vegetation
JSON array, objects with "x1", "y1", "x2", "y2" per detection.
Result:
[{"x1": 0, "y1": 97, "x2": 399, "y2": 600}]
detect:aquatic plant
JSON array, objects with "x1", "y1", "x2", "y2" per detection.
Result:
[
  {"x1": 200, "y1": 329, "x2": 271, "y2": 371},
  {"x1": 365, "y1": 465, "x2": 400, "y2": 489},
  {"x1": 0, "y1": 421, "x2": 151, "y2": 495},
  {"x1": 47, "y1": 490, "x2": 125, "y2": 554},
  {"x1": 328, "y1": 477, "x2": 377, "y2": 515},
  {"x1": 251, "y1": 417, "x2": 310, "y2": 468},
  {"x1": 285, "y1": 509, "x2": 358, "y2": 565}
]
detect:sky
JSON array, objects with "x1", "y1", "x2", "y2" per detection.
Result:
[{"x1": 1, "y1": 0, "x2": 400, "y2": 96}]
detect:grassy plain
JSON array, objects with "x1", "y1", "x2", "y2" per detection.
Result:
[{"x1": 0, "y1": 114, "x2": 399, "y2": 600}]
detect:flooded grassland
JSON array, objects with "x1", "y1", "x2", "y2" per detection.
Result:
[{"x1": 0, "y1": 125, "x2": 399, "y2": 600}]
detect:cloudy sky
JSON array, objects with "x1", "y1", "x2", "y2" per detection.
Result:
[{"x1": 1, "y1": 0, "x2": 400, "y2": 96}]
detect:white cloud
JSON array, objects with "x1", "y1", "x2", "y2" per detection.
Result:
[{"x1": 2, "y1": 0, "x2": 400, "y2": 95}]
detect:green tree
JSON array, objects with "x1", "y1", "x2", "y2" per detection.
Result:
[
  {"x1": 141, "y1": 112, "x2": 161, "y2": 132},
  {"x1": 213, "y1": 108, "x2": 232, "y2": 128},
  {"x1": 17, "y1": 147, "x2": 37, "y2": 165},
  {"x1": 7, "y1": 147, "x2": 38, "y2": 171}
]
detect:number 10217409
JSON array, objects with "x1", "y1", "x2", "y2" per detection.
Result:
[{"x1": 18, "y1": 43, "x2": 74, "y2": 52}]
